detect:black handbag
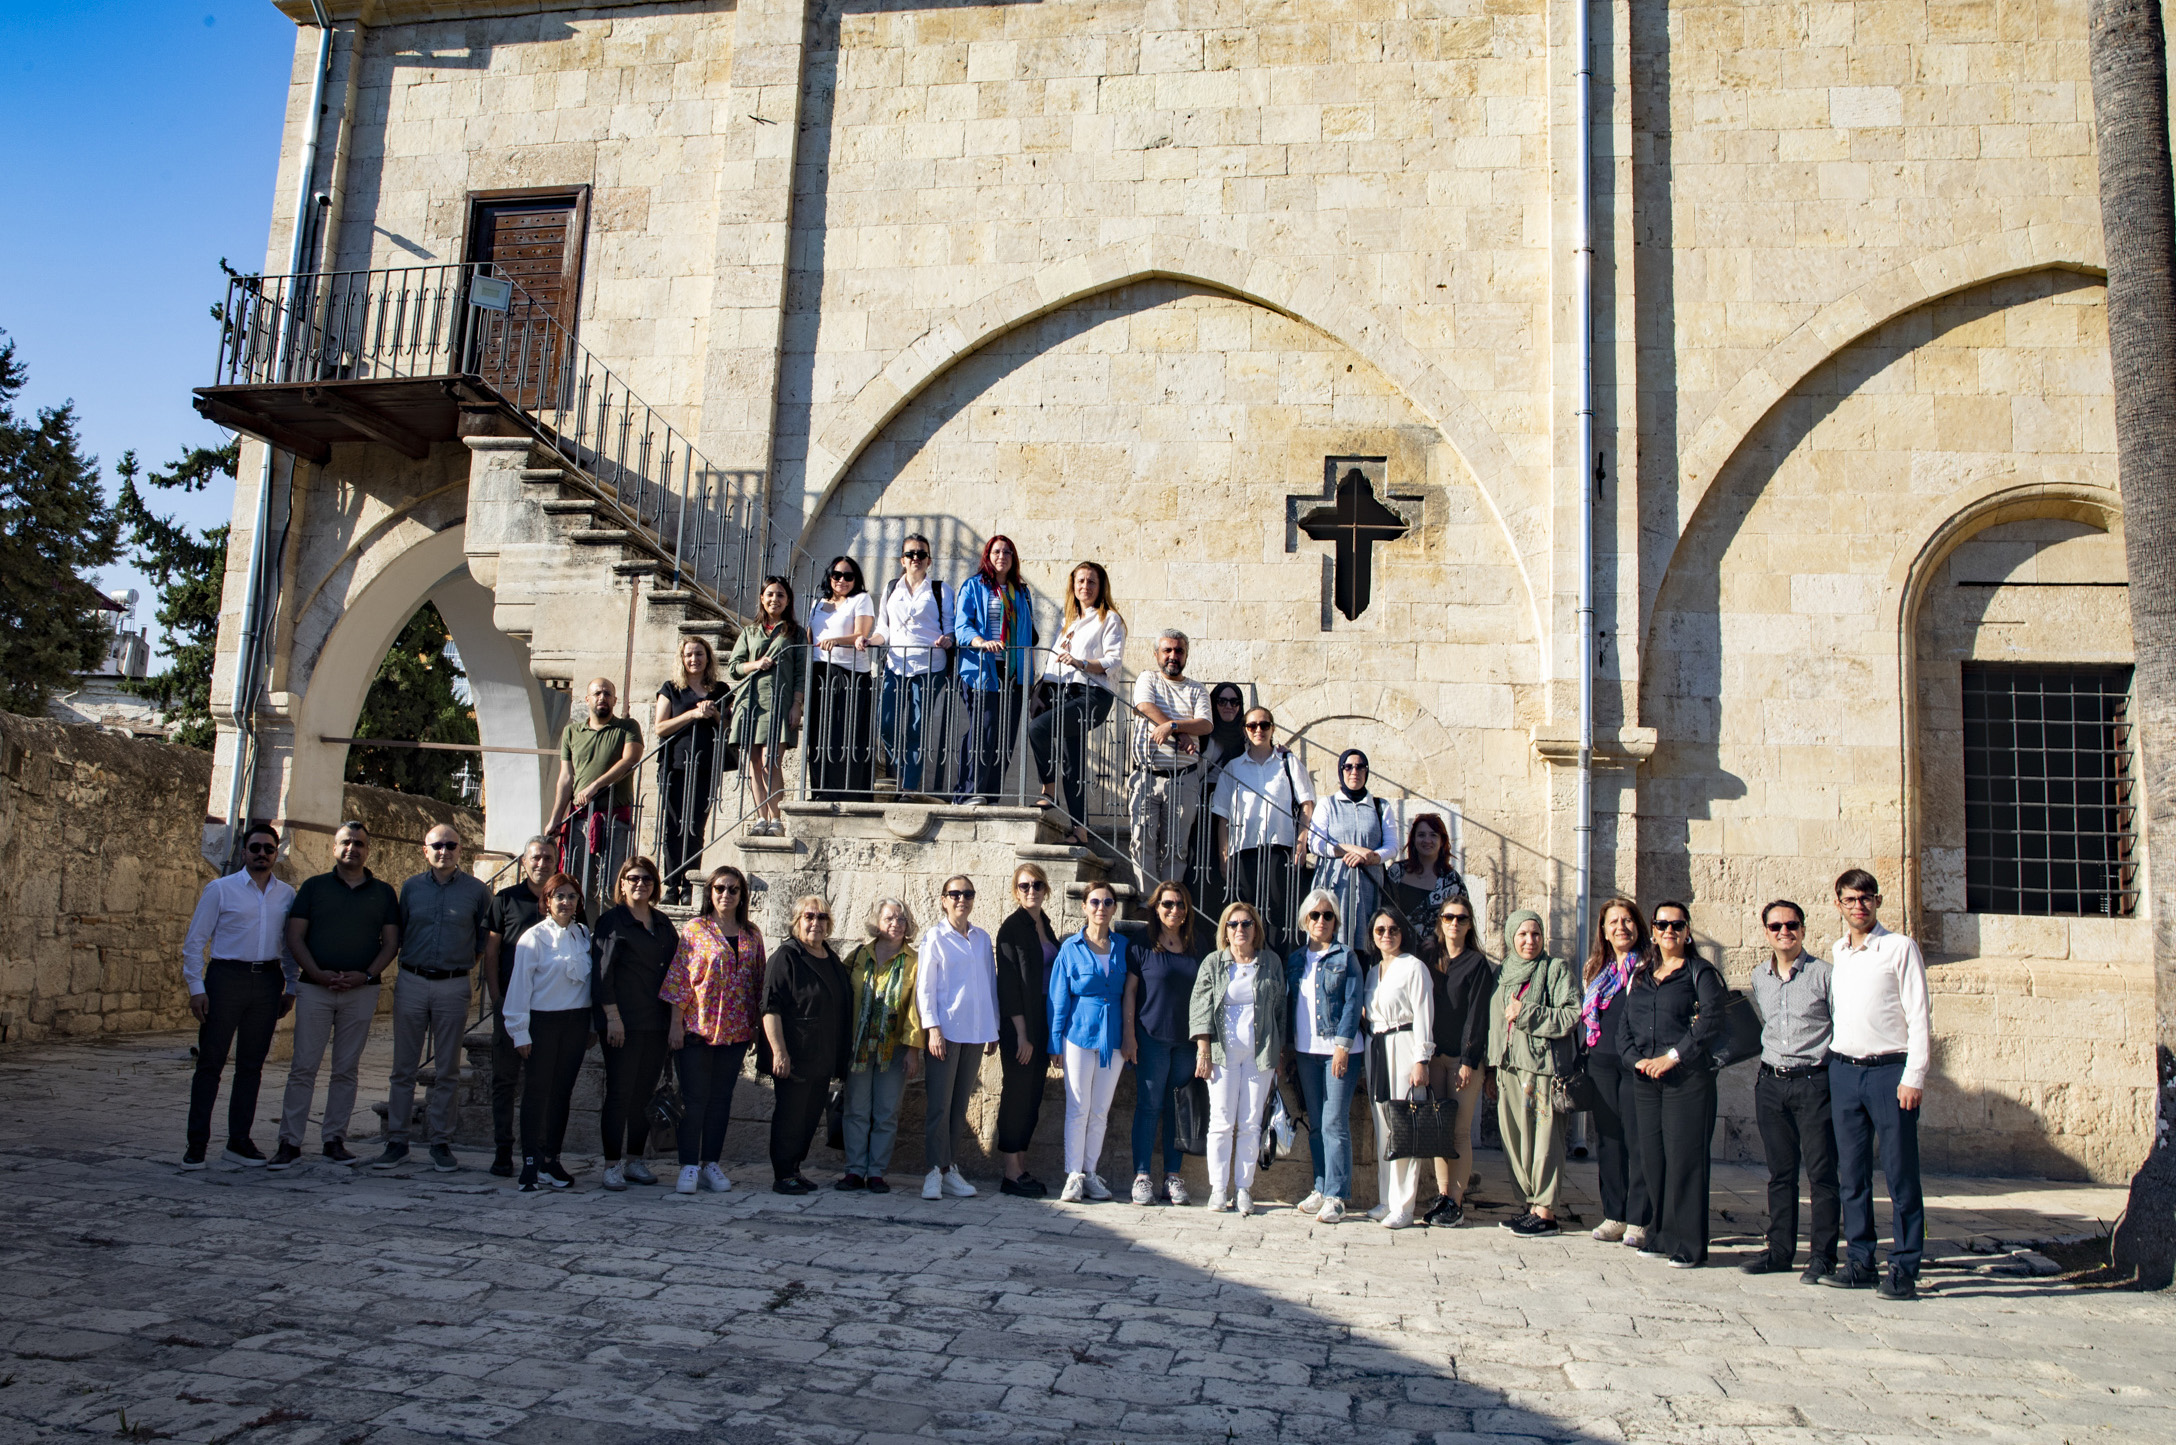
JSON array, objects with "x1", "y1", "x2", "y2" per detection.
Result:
[
  {"x1": 1381, "y1": 1086, "x2": 1461, "y2": 1161},
  {"x1": 824, "y1": 1082, "x2": 846, "y2": 1150},
  {"x1": 1553, "y1": 1062, "x2": 1603, "y2": 1115},
  {"x1": 1708, "y1": 989, "x2": 1765, "y2": 1070},
  {"x1": 647, "y1": 1069, "x2": 685, "y2": 1134},
  {"x1": 1173, "y1": 1077, "x2": 1211, "y2": 1156}
]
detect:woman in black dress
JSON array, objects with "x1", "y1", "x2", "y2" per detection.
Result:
[
  {"x1": 593, "y1": 856, "x2": 679, "y2": 1190},
  {"x1": 993, "y1": 863, "x2": 1060, "y2": 1197},
  {"x1": 653, "y1": 637, "x2": 726, "y2": 905},
  {"x1": 759, "y1": 894, "x2": 853, "y2": 1194}
]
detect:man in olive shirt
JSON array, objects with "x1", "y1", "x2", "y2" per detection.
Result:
[
  {"x1": 480, "y1": 835, "x2": 590, "y2": 1177},
  {"x1": 549, "y1": 676, "x2": 643, "y2": 897},
  {"x1": 271, "y1": 821, "x2": 401, "y2": 1168}
]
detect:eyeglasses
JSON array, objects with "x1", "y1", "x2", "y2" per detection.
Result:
[
  {"x1": 1016, "y1": 880, "x2": 1047, "y2": 894},
  {"x1": 800, "y1": 911, "x2": 832, "y2": 924},
  {"x1": 1085, "y1": 897, "x2": 1117, "y2": 909},
  {"x1": 902, "y1": 550, "x2": 929, "y2": 561},
  {"x1": 944, "y1": 888, "x2": 976, "y2": 901},
  {"x1": 1307, "y1": 910, "x2": 1336, "y2": 922},
  {"x1": 1244, "y1": 721, "x2": 1274, "y2": 732},
  {"x1": 1765, "y1": 920, "x2": 1804, "y2": 933},
  {"x1": 1653, "y1": 919, "x2": 1689, "y2": 932}
]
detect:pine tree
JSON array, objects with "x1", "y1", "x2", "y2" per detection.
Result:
[
  {"x1": 347, "y1": 601, "x2": 481, "y2": 806},
  {"x1": 0, "y1": 334, "x2": 122, "y2": 716},
  {"x1": 115, "y1": 441, "x2": 237, "y2": 749}
]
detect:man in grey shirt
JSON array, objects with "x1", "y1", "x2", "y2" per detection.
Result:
[
  {"x1": 1741, "y1": 898, "x2": 1840, "y2": 1282},
  {"x1": 373, "y1": 824, "x2": 492, "y2": 1174}
]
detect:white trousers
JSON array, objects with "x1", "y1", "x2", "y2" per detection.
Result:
[
  {"x1": 1372, "y1": 1102, "x2": 1422, "y2": 1218},
  {"x1": 1062, "y1": 1041, "x2": 1124, "y2": 1175},
  {"x1": 1206, "y1": 1052, "x2": 1273, "y2": 1197}
]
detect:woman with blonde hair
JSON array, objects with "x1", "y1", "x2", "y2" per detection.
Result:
[
  {"x1": 1188, "y1": 900, "x2": 1288, "y2": 1215},
  {"x1": 838, "y1": 897, "x2": 923, "y2": 1192},
  {"x1": 1284, "y1": 887, "x2": 1365, "y2": 1223},
  {"x1": 759, "y1": 894, "x2": 851, "y2": 1193},
  {"x1": 1030, "y1": 560, "x2": 1126, "y2": 843}
]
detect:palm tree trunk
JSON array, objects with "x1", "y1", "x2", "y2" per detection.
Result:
[{"x1": 2089, "y1": 0, "x2": 2176, "y2": 1290}]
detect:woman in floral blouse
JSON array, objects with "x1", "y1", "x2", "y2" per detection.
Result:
[
  {"x1": 837, "y1": 897, "x2": 924, "y2": 1193},
  {"x1": 662, "y1": 864, "x2": 766, "y2": 1194}
]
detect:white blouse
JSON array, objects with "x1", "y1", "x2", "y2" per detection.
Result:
[
  {"x1": 811, "y1": 593, "x2": 877, "y2": 674},
  {"x1": 1049, "y1": 608, "x2": 1126, "y2": 692},
  {"x1": 914, "y1": 922, "x2": 1000, "y2": 1044},
  {"x1": 1365, "y1": 951, "x2": 1435, "y2": 1057},
  {"x1": 504, "y1": 917, "x2": 594, "y2": 1047}
]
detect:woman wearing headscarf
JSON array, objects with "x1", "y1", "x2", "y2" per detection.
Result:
[
  {"x1": 838, "y1": 898, "x2": 923, "y2": 1193},
  {"x1": 1382, "y1": 813, "x2": 1464, "y2": 964},
  {"x1": 1307, "y1": 749, "x2": 1395, "y2": 954},
  {"x1": 1582, "y1": 896, "x2": 1653, "y2": 1247},
  {"x1": 1487, "y1": 909, "x2": 1579, "y2": 1235},
  {"x1": 1188, "y1": 683, "x2": 1251, "y2": 922},
  {"x1": 1621, "y1": 899, "x2": 1727, "y2": 1267},
  {"x1": 953, "y1": 535, "x2": 1037, "y2": 805},
  {"x1": 1361, "y1": 909, "x2": 1434, "y2": 1229},
  {"x1": 759, "y1": 895, "x2": 853, "y2": 1194},
  {"x1": 1421, "y1": 892, "x2": 1492, "y2": 1226}
]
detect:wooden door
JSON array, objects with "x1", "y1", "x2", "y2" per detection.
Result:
[{"x1": 465, "y1": 188, "x2": 588, "y2": 408}]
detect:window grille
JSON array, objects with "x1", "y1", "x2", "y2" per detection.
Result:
[{"x1": 1961, "y1": 665, "x2": 2137, "y2": 917}]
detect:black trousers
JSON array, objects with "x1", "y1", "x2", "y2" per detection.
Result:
[
  {"x1": 1755, "y1": 1066, "x2": 1840, "y2": 1266},
  {"x1": 996, "y1": 1016, "x2": 1048, "y2": 1155},
  {"x1": 1588, "y1": 1046, "x2": 1650, "y2": 1228},
  {"x1": 1228, "y1": 846, "x2": 1296, "y2": 956},
  {"x1": 491, "y1": 1008, "x2": 524, "y2": 1150},
  {"x1": 600, "y1": 1029, "x2": 670, "y2": 1160},
  {"x1": 677, "y1": 1037, "x2": 749, "y2": 1165},
  {"x1": 1632, "y1": 1064, "x2": 1717, "y2": 1264},
  {"x1": 771, "y1": 1075, "x2": 831, "y2": 1180},
  {"x1": 1028, "y1": 681, "x2": 1114, "y2": 824},
  {"x1": 519, "y1": 1009, "x2": 591, "y2": 1162},
  {"x1": 186, "y1": 960, "x2": 286, "y2": 1149},
  {"x1": 809, "y1": 664, "x2": 876, "y2": 801},
  {"x1": 658, "y1": 756, "x2": 715, "y2": 892},
  {"x1": 961, "y1": 684, "x2": 1024, "y2": 800}
]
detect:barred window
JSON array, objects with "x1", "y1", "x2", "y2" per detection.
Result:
[{"x1": 1962, "y1": 665, "x2": 2137, "y2": 917}]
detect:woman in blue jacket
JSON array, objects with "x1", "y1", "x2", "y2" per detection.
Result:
[
  {"x1": 952, "y1": 534, "x2": 1038, "y2": 804},
  {"x1": 1283, "y1": 887, "x2": 1366, "y2": 1222},
  {"x1": 1048, "y1": 880, "x2": 1129, "y2": 1202}
]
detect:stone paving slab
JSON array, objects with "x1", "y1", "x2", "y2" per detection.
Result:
[{"x1": 0, "y1": 1035, "x2": 2170, "y2": 1443}]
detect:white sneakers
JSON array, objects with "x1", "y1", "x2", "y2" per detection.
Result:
[
  {"x1": 923, "y1": 1168, "x2": 946, "y2": 1200},
  {"x1": 1382, "y1": 1211, "x2": 1415, "y2": 1230},
  {"x1": 1296, "y1": 1190, "x2": 1326, "y2": 1215},
  {"x1": 1592, "y1": 1219, "x2": 1627, "y2": 1242},
  {"x1": 1165, "y1": 1175, "x2": 1191, "y2": 1206},
  {"x1": 1059, "y1": 1172, "x2": 1088, "y2": 1203},
  {"x1": 700, "y1": 1163, "x2": 732, "y2": 1193},
  {"x1": 1082, "y1": 1173, "x2": 1112, "y2": 1202},
  {"x1": 1205, "y1": 1191, "x2": 1231, "y2": 1212},
  {"x1": 1365, "y1": 1203, "x2": 1390, "y2": 1223},
  {"x1": 676, "y1": 1165, "x2": 701, "y2": 1195},
  {"x1": 1623, "y1": 1225, "x2": 1650, "y2": 1251},
  {"x1": 1234, "y1": 1190, "x2": 1255, "y2": 1217},
  {"x1": 1131, "y1": 1173, "x2": 1156, "y2": 1206},
  {"x1": 942, "y1": 1166, "x2": 977, "y2": 1198},
  {"x1": 1317, "y1": 1198, "x2": 1345, "y2": 1224},
  {"x1": 603, "y1": 1162, "x2": 627, "y2": 1192}
]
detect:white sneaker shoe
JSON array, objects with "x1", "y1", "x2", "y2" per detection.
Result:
[
  {"x1": 1317, "y1": 1198, "x2": 1345, "y2": 1224},
  {"x1": 1234, "y1": 1190, "x2": 1254, "y2": 1217},
  {"x1": 1623, "y1": 1225, "x2": 1649, "y2": 1250},
  {"x1": 1296, "y1": 1190, "x2": 1326, "y2": 1216},
  {"x1": 923, "y1": 1168, "x2": 945, "y2": 1200},
  {"x1": 1205, "y1": 1191, "x2": 1231, "y2": 1212},
  {"x1": 1131, "y1": 1173, "x2": 1156, "y2": 1206},
  {"x1": 1592, "y1": 1218, "x2": 1627, "y2": 1242},
  {"x1": 1059, "y1": 1172, "x2": 1087, "y2": 1203},
  {"x1": 1366, "y1": 1203, "x2": 1390, "y2": 1222},
  {"x1": 676, "y1": 1165, "x2": 700, "y2": 1195},
  {"x1": 1165, "y1": 1175, "x2": 1191, "y2": 1206},
  {"x1": 700, "y1": 1163, "x2": 732, "y2": 1193},
  {"x1": 1382, "y1": 1211, "x2": 1414, "y2": 1230},
  {"x1": 942, "y1": 1166, "x2": 977, "y2": 1198},
  {"x1": 603, "y1": 1162, "x2": 627, "y2": 1192},
  {"x1": 1083, "y1": 1172, "x2": 1112, "y2": 1202}
]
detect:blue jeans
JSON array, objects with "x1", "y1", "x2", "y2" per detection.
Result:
[
  {"x1": 880, "y1": 672, "x2": 951, "y2": 796},
  {"x1": 843, "y1": 1052, "x2": 910, "y2": 1177},
  {"x1": 1292, "y1": 1051, "x2": 1357, "y2": 1201},
  {"x1": 1830, "y1": 1058, "x2": 1924, "y2": 1279},
  {"x1": 1129, "y1": 1035, "x2": 1185, "y2": 1176}
]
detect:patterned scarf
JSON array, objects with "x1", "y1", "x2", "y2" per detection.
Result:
[
  {"x1": 1580, "y1": 951, "x2": 1637, "y2": 1048},
  {"x1": 851, "y1": 943, "x2": 913, "y2": 1070}
]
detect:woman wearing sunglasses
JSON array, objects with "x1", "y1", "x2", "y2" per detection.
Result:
[
  {"x1": 759, "y1": 895, "x2": 852, "y2": 1194},
  {"x1": 1421, "y1": 894, "x2": 1492, "y2": 1226},
  {"x1": 661, "y1": 866, "x2": 765, "y2": 1194},
  {"x1": 503, "y1": 872, "x2": 595, "y2": 1193},
  {"x1": 1580, "y1": 896, "x2": 1653, "y2": 1248},
  {"x1": 593, "y1": 856, "x2": 679, "y2": 1192},
  {"x1": 1621, "y1": 900, "x2": 1727, "y2": 1267},
  {"x1": 1188, "y1": 900, "x2": 1289, "y2": 1215},
  {"x1": 1284, "y1": 888, "x2": 1364, "y2": 1223},
  {"x1": 993, "y1": 864, "x2": 1059, "y2": 1197},
  {"x1": 1361, "y1": 910, "x2": 1434, "y2": 1228},
  {"x1": 1123, "y1": 880, "x2": 1204, "y2": 1207},
  {"x1": 808, "y1": 555, "x2": 877, "y2": 801},
  {"x1": 917, "y1": 875, "x2": 1000, "y2": 1200},
  {"x1": 1050, "y1": 880, "x2": 1131, "y2": 1202}
]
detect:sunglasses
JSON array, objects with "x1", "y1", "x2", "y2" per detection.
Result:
[
  {"x1": 244, "y1": 843, "x2": 277, "y2": 856},
  {"x1": 1156, "y1": 899, "x2": 1187, "y2": 910},
  {"x1": 944, "y1": 888, "x2": 976, "y2": 901},
  {"x1": 902, "y1": 550, "x2": 929, "y2": 561},
  {"x1": 711, "y1": 883, "x2": 742, "y2": 894},
  {"x1": 1765, "y1": 920, "x2": 1804, "y2": 933},
  {"x1": 1441, "y1": 912, "x2": 1471, "y2": 924},
  {"x1": 800, "y1": 911, "x2": 832, "y2": 924},
  {"x1": 1340, "y1": 763, "x2": 1367, "y2": 773},
  {"x1": 426, "y1": 841, "x2": 459, "y2": 852},
  {"x1": 829, "y1": 570, "x2": 857, "y2": 581},
  {"x1": 1244, "y1": 721, "x2": 1274, "y2": 732},
  {"x1": 1653, "y1": 919, "x2": 1689, "y2": 932},
  {"x1": 1016, "y1": 880, "x2": 1047, "y2": 893},
  {"x1": 1372, "y1": 925, "x2": 1400, "y2": 936},
  {"x1": 1307, "y1": 910, "x2": 1336, "y2": 922},
  {"x1": 1085, "y1": 897, "x2": 1117, "y2": 909},
  {"x1": 1227, "y1": 918, "x2": 1255, "y2": 928},
  {"x1": 627, "y1": 875, "x2": 657, "y2": 886}
]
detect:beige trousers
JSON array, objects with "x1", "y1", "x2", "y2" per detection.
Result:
[{"x1": 1497, "y1": 1067, "x2": 1566, "y2": 1208}]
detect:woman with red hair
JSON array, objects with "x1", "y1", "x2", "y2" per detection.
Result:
[{"x1": 951, "y1": 535, "x2": 1038, "y2": 804}]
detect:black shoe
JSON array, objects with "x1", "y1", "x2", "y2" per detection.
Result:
[
  {"x1": 268, "y1": 1142, "x2": 303, "y2": 1171},
  {"x1": 836, "y1": 1173, "x2": 867, "y2": 1191},
  {"x1": 1423, "y1": 1198, "x2": 1463, "y2": 1227},
  {"x1": 322, "y1": 1140, "x2": 359, "y2": 1166},
  {"x1": 371, "y1": 1142, "x2": 410, "y2": 1171},
  {"x1": 1740, "y1": 1253, "x2": 1790, "y2": 1275},
  {"x1": 429, "y1": 1144, "x2": 460, "y2": 1173},
  {"x1": 1800, "y1": 1258, "x2": 1836, "y2": 1286},
  {"x1": 1511, "y1": 1214, "x2": 1560, "y2": 1237},
  {"x1": 542, "y1": 1158, "x2": 574, "y2": 1189},
  {"x1": 866, "y1": 1176, "x2": 891, "y2": 1194},
  {"x1": 180, "y1": 1143, "x2": 206, "y2": 1170},
  {"x1": 773, "y1": 1176, "x2": 814, "y2": 1195},
  {"x1": 518, "y1": 1160, "x2": 540, "y2": 1193},
  {"x1": 1875, "y1": 1270, "x2": 1918, "y2": 1301},
  {"x1": 1821, "y1": 1263, "x2": 1880, "y2": 1290},
  {"x1": 490, "y1": 1146, "x2": 515, "y2": 1178},
  {"x1": 223, "y1": 1139, "x2": 267, "y2": 1167},
  {"x1": 1498, "y1": 1210, "x2": 1537, "y2": 1232},
  {"x1": 1001, "y1": 1174, "x2": 1047, "y2": 1199}
]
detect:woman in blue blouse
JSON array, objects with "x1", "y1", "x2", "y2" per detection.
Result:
[
  {"x1": 1123, "y1": 880, "x2": 1203, "y2": 1207},
  {"x1": 1048, "y1": 879, "x2": 1129, "y2": 1202},
  {"x1": 952, "y1": 535, "x2": 1037, "y2": 805}
]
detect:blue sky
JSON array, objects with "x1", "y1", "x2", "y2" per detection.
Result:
[{"x1": 1, "y1": 2, "x2": 297, "y2": 650}]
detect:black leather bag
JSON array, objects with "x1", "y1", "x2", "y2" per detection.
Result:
[
  {"x1": 1381, "y1": 1087, "x2": 1461, "y2": 1161},
  {"x1": 647, "y1": 1069, "x2": 685, "y2": 1134},
  {"x1": 1552, "y1": 1061, "x2": 1603, "y2": 1115},
  {"x1": 824, "y1": 1082, "x2": 846, "y2": 1150},
  {"x1": 1173, "y1": 1077, "x2": 1211, "y2": 1156},
  {"x1": 1708, "y1": 989, "x2": 1765, "y2": 1070}
]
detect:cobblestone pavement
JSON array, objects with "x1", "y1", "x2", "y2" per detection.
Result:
[{"x1": 1, "y1": 1035, "x2": 2170, "y2": 1444}]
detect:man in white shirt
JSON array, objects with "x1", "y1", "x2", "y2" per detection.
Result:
[
  {"x1": 179, "y1": 822, "x2": 298, "y2": 1169},
  {"x1": 1128, "y1": 629, "x2": 1212, "y2": 892},
  {"x1": 1212, "y1": 708, "x2": 1316, "y2": 953},
  {"x1": 872, "y1": 533, "x2": 954, "y2": 797},
  {"x1": 1821, "y1": 868, "x2": 1934, "y2": 1301}
]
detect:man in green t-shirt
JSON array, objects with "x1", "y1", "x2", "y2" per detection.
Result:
[
  {"x1": 549, "y1": 676, "x2": 644, "y2": 896},
  {"x1": 271, "y1": 820, "x2": 401, "y2": 1168}
]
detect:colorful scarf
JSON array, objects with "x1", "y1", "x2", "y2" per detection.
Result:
[{"x1": 1580, "y1": 951, "x2": 1637, "y2": 1048}]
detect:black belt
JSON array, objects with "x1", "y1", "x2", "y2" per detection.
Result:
[
  {"x1": 1146, "y1": 763, "x2": 1200, "y2": 777},
  {"x1": 1374, "y1": 1022, "x2": 1412, "y2": 1035},
  {"x1": 1761, "y1": 1061, "x2": 1827, "y2": 1080},
  {"x1": 210, "y1": 958, "x2": 279, "y2": 972},
  {"x1": 401, "y1": 965, "x2": 471, "y2": 982},
  {"x1": 1830, "y1": 1051, "x2": 1906, "y2": 1069}
]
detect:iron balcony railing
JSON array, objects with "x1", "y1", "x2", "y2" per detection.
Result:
[{"x1": 211, "y1": 262, "x2": 775, "y2": 620}]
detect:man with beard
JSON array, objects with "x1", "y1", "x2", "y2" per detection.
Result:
[{"x1": 1127, "y1": 629, "x2": 1213, "y2": 890}]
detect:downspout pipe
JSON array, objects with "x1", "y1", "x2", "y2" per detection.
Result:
[
  {"x1": 1573, "y1": 0, "x2": 1597, "y2": 948},
  {"x1": 221, "y1": 0, "x2": 335, "y2": 862}
]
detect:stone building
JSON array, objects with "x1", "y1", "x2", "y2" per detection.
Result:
[{"x1": 192, "y1": 0, "x2": 2145, "y2": 1179}]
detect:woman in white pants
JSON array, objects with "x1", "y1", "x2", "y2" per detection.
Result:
[
  {"x1": 1047, "y1": 881, "x2": 1130, "y2": 1201},
  {"x1": 1187, "y1": 901, "x2": 1289, "y2": 1215},
  {"x1": 1363, "y1": 909, "x2": 1435, "y2": 1229}
]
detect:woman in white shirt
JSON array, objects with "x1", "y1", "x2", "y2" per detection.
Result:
[
  {"x1": 915, "y1": 874, "x2": 1000, "y2": 1200},
  {"x1": 1362, "y1": 909, "x2": 1435, "y2": 1228},
  {"x1": 808, "y1": 554, "x2": 877, "y2": 801},
  {"x1": 504, "y1": 873, "x2": 596, "y2": 1193},
  {"x1": 869, "y1": 532, "x2": 953, "y2": 798},
  {"x1": 1028, "y1": 561, "x2": 1127, "y2": 844}
]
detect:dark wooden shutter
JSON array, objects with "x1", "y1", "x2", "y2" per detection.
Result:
[{"x1": 464, "y1": 188, "x2": 588, "y2": 408}]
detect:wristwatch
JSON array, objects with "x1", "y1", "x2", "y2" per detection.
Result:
[{"x1": 1664, "y1": 1047, "x2": 1680, "y2": 1064}]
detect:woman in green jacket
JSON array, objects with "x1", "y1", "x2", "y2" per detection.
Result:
[
  {"x1": 727, "y1": 576, "x2": 804, "y2": 837},
  {"x1": 1187, "y1": 902, "x2": 1289, "y2": 1215},
  {"x1": 1487, "y1": 909, "x2": 1579, "y2": 1236}
]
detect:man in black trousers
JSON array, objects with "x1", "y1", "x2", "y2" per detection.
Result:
[{"x1": 1741, "y1": 898, "x2": 1840, "y2": 1283}]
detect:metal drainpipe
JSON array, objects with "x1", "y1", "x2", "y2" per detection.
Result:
[
  {"x1": 221, "y1": 0, "x2": 335, "y2": 859},
  {"x1": 1573, "y1": 0, "x2": 1597, "y2": 948}
]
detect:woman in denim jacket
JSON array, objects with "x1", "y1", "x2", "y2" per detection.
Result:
[
  {"x1": 1047, "y1": 881, "x2": 1130, "y2": 1202},
  {"x1": 1283, "y1": 887, "x2": 1365, "y2": 1223},
  {"x1": 951, "y1": 535, "x2": 1038, "y2": 804}
]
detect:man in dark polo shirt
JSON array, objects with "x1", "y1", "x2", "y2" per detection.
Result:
[
  {"x1": 480, "y1": 835, "x2": 590, "y2": 1177},
  {"x1": 548, "y1": 676, "x2": 643, "y2": 899},
  {"x1": 373, "y1": 825, "x2": 491, "y2": 1174},
  {"x1": 271, "y1": 821, "x2": 401, "y2": 1169}
]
